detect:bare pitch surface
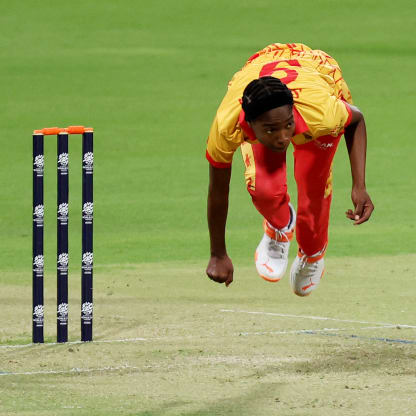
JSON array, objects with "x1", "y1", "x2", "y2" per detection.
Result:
[{"x1": 1, "y1": 256, "x2": 415, "y2": 415}]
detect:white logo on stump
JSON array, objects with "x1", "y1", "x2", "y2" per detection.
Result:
[
  {"x1": 33, "y1": 255, "x2": 44, "y2": 269},
  {"x1": 82, "y1": 202, "x2": 93, "y2": 224},
  {"x1": 34, "y1": 204, "x2": 44, "y2": 228},
  {"x1": 34, "y1": 305, "x2": 44, "y2": 318},
  {"x1": 58, "y1": 153, "x2": 69, "y2": 167},
  {"x1": 57, "y1": 253, "x2": 69, "y2": 275},
  {"x1": 58, "y1": 203, "x2": 69, "y2": 225},
  {"x1": 83, "y1": 152, "x2": 94, "y2": 174},
  {"x1": 82, "y1": 252, "x2": 93, "y2": 275},
  {"x1": 57, "y1": 303, "x2": 68, "y2": 323},
  {"x1": 81, "y1": 302, "x2": 93, "y2": 323},
  {"x1": 34, "y1": 155, "x2": 44, "y2": 176}
]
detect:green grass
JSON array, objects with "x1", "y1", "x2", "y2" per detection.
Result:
[
  {"x1": 1, "y1": 0, "x2": 416, "y2": 414},
  {"x1": 1, "y1": 0, "x2": 416, "y2": 271}
]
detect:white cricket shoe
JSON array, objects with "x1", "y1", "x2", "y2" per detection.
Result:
[
  {"x1": 255, "y1": 204, "x2": 296, "y2": 282},
  {"x1": 290, "y1": 249, "x2": 325, "y2": 296}
]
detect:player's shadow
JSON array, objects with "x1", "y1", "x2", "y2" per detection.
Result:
[
  {"x1": 282, "y1": 339, "x2": 416, "y2": 375},
  {"x1": 137, "y1": 382, "x2": 286, "y2": 416}
]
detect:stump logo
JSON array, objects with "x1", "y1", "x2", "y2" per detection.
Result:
[
  {"x1": 81, "y1": 302, "x2": 93, "y2": 323},
  {"x1": 34, "y1": 255, "x2": 44, "y2": 268},
  {"x1": 33, "y1": 304, "x2": 44, "y2": 326},
  {"x1": 83, "y1": 152, "x2": 94, "y2": 174},
  {"x1": 34, "y1": 155, "x2": 44, "y2": 176},
  {"x1": 58, "y1": 153, "x2": 69, "y2": 174},
  {"x1": 34, "y1": 305, "x2": 44, "y2": 317},
  {"x1": 57, "y1": 302, "x2": 68, "y2": 324},
  {"x1": 82, "y1": 202, "x2": 93, "y2": 224},
  {"x1": 33, "y1": 204, "x2": 44, "y2": 228},
  {"x1": 57, "y1": 253, "x2": 69, "y2": 275},
  {"x1": 82, "y1": 252, "x2": 93, "y2": 275},
  {"x1": 58, "y1": 202, "x2": 69, "y2": 225},
  {"x1": 33, "y1": 255, "x2": 44, "y2": 277}
]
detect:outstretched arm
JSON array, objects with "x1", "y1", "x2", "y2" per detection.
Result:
[
  {"x1": 206, "y1": 164, "x2": 234, "y2": 286},
  {"x1": 344, "y1": 104, "x2": 374, "y2": 225}
]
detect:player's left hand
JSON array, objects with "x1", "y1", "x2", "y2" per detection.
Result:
[{"x1": 346, "y1": 187, "x2": 374, "y2": 225}]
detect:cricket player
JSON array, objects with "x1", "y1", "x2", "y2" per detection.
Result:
[{"x1": 205, "y1": 43, "x2": 374, "y2": 296}]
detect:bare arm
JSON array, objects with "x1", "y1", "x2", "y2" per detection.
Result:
[
  {"x1": 344, "y1": 104, "x2": 374, "y2": 225},
  {"x1": 206, "y1": 164, "x2": 234, "y2": 286}
]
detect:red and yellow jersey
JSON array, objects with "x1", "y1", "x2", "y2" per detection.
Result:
[{"x1": 206, "y1": 43, "x2": 353, "y2": 168}]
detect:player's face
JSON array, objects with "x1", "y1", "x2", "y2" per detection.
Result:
[{"x1": 249, "y1": 105, "x2": 295, "y2": 152}]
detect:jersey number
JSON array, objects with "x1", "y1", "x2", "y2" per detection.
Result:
[{"x1": 259, "y1": 59, "x2": 300, "y2": 85}]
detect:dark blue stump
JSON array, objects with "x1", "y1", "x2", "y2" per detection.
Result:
[
  {"x1": 81, "y1": 131, "x2": 93, "y2": 342},
  {"x1": 33, "y1": 133, "x2": 45, "y2": 343},
  {"x1": 57, "y1": 132, "x2": 69, "y2": 343}
]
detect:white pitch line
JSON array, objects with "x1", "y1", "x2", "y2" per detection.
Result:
[
  {"x1": 221, "y1": 309, "x2": 416, "y2": 329},
  {"x1": 1, "y1": 311, "x2": 415, "y2": 350},
  {"x1": 0, "y1": 328, "x2": 395, "y2": 349},
  {"x1": 0, "y1": 364, "x2": 138, "y2": 377},
  {"x1": 238, "y1": 325, "x2": 397, "y2": 336},
  {"x1": 92, "y1": 337, "x2": 148, "y2": 344},
  {"x1": 0, "y1": 337, "x2": 148, "y2": 350}
]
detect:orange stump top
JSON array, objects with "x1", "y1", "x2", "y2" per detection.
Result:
[{"x1": 33, "y1": 126, "x2": 93, "y2": 135}]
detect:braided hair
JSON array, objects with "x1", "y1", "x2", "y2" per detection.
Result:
[{"x1": 242, "y1": 76, "x2": 293, "y2": 122}]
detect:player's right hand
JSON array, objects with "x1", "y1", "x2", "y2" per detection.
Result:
[{"x1": 206, "y1": 255, "x2": 234, "y2": 287}]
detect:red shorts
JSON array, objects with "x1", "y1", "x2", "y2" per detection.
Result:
[{"x1": 240, "y1": 135, "x2": 342, "y2": 255}]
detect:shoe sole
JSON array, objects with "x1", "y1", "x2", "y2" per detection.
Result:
[
  {"x1": 260, "y1": 274, "x2": 281, "y2": 283},
  {"x1": 292, "y1": 268, "x2": 325, "y2": 297},
  {"x1": 255, "y1": 251, "x2": 283, "y2": 283}
]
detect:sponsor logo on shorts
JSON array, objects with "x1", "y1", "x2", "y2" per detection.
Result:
[{"x1": 314, "y1": 140, "x2": 334, "y2": 150}]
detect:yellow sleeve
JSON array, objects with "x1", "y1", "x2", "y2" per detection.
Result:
[
  {"x1": 296, "y1": 90, "x2": 352, "y2": 138},
  {"x1": 206, "y1": 90, "x2": 245, "y2": 167}
]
